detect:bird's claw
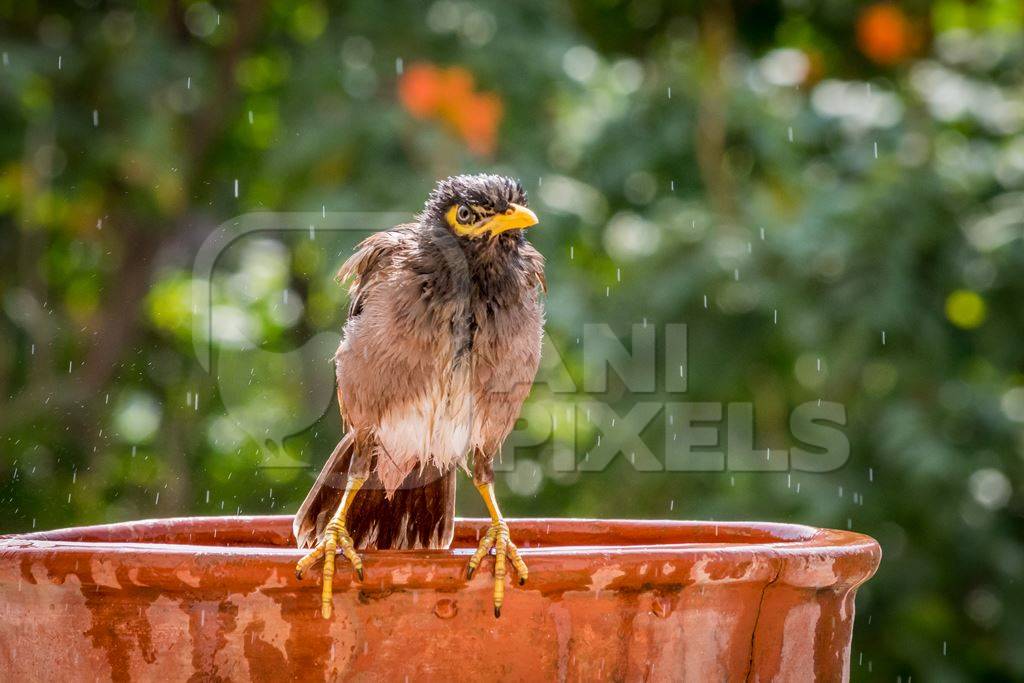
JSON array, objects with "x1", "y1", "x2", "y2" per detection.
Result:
[
  {"x1": 466, "y1": 520, "x2": 527, "y2": 618},
  {"x1": 295, "y1": 520, "x2": 362, "y2": 619}
]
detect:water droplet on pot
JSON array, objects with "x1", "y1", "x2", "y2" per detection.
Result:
[{"x1": 434, "y1": 598, "x2": 457, "y2": 619}]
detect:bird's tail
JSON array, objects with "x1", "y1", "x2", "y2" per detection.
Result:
[{"x1": 293, "y1": 432, "x2": 456, "y2": 551}]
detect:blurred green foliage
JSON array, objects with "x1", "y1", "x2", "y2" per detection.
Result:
[{"x1": 2, "y1": 1, "x2": 1024, "y2": 680}]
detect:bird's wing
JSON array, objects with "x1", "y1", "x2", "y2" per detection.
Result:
[
  {"x1": 336, "y1": 225, "x2": 416, "y2": 319},
  {"x1": 332, "y1": 224, "x2": 447, "y2": 436},
  {"x1": 333, "y1": 226, "x2": 413, "y2": 429}
]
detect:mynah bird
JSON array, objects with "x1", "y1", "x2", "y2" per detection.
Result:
[{"x1": 294, "y1": 174, "x2": 545, "y2": 618}]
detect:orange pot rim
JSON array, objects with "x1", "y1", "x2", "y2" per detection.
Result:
[{"x1": 1, "y1": 516, "x2": 880, "y2": 596}]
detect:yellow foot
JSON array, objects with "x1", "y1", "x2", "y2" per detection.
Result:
[
  {"x1": 294, "y1": 520, "x2": 362, "y2": 619},
  {"x1": 466, "y1": 520, "x2": 528, "y2": 618}
]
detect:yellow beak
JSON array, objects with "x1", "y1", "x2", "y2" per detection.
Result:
[{"x1": 484, "y1": 203, "x2": 539, "y2": 235}]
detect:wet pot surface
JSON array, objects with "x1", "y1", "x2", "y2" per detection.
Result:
[{"x1": 0, "y1": 516, "x2": 879, "y2": 681}]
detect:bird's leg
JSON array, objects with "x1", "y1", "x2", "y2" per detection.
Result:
[
  {"x1": 467, "y1": 481, "x2": 528, "y2": 617},
  {"x1": 295, "y1": 475, "x2": 366, "y2": 619}
]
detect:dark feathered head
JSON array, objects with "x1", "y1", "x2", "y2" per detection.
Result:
[{"x1": 421, "y1": 174, "x2": 538, "y2": 239}]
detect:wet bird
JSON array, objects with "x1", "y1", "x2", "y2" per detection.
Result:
[{"x1": 294, "y1": 174, "x2": 545, "y2": 618}]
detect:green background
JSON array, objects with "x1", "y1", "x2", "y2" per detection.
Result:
[{"x1": 2, "y1": 1, "x2": 1023, "y2": 680}]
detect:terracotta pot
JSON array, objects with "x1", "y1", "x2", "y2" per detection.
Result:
[{"x1": 0, "y1": 516, "x2": 879, "y2": 681}]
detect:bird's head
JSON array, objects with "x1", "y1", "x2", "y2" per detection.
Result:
[{"x1": 422, "y1": 174, "x2": 539, "y2": 240}]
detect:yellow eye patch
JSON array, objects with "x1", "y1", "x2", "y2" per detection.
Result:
[
  {"x1": 445, "y1": 203, "x2": 539, "y2": 238},
  {"x1": 446, "y1": 205, "x2": 488, "y2": 237}
]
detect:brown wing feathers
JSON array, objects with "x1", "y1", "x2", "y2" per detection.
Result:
[
  {"x1": 293, "y1": 431, "x2": 456, "y2": 551},
  {"x1": 292, "y1": 433, "x2": 354, "y2": 550}
]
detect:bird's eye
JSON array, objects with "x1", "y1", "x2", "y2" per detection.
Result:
[{"x1": 456, "y1": 205, "x2": 473, "y2": 224}]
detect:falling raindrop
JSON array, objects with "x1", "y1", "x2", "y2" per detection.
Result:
[
  {"x1": 395, "y1": 57, "x2": 403, "y2": 75},
  {"x1": 787, "y1": 126, "x2": 793, "y2": 142},
  {"x1": 667, "y1": 87, "x2": 671, "y2": 99},
  {"x1": 248, "y1": 110, "x2": 254, "y2": 124},
  {"x1": 569, "y1": 245, "x2": 574, "y2": 260},
  {"x1": 58, "y1": 55, "x2": 62, "y2": 70},
  {"x1": 187, "y1": 76, "x2": 192, "y2": 89},
  {"x1": 881, "y1": 330, "x2": 886, "y2": 345},
  {"x1": 233, "y1": 179, "x2": 239, "y2": 198},
  {"x1": 92, "y1": 110, "x2": 99, "y2": 127},
  {"x1": 873, "y1": 141, "x2": 878, "y2": 159}
]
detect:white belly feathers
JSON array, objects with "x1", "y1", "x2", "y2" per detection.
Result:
[{"x1": 372, "y1": 362, "x2": 473, "y2": 496}]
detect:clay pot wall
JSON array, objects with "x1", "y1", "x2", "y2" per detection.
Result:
[{"x1": 0, "y1": 516, "x2": 880, "y2": 681}]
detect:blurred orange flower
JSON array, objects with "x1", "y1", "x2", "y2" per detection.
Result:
[
  {"x1": 856, "y1": 4, "x2": 921, "y2": 66},
  {"x1": 398, "y1": 63, "x2": 504, "y2": 156}
]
